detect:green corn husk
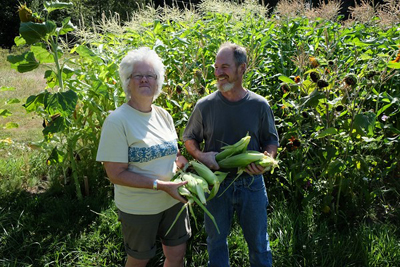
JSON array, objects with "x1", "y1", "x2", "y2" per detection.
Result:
[
  {"x1": 166, "y1": 172, "x2": 221, "y2": 235},
  {"x1": 217, "y1": 151, "x2": 279, "y2": 197},
  {"x1": 217, "y1": 150, "x2": 266, "y2": 169},
  {"x1": 215, "y1": 133, "x2": 251, "y2": 161},
  {"x1": 190, "y1": 160, "x2": 218, "y2": 185}
]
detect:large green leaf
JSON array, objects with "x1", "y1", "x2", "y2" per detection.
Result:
[
  {"x1": 388, "y1": 61, "x2": 400, "y2": 69},
  {"x1": 5, "y1": 122, "x2": 19, "y2": 129},
  {"x1": 353, "y1": 112, "x2": 376, "y2": 137},
  {"x1": 5, "y1": 98, "x2": 21, "y2": 104},
  {"x1": 19, "y1": 21, "x2": 56, "y2": 44},
  {"x1": 0, "y1": 109, "x2": 12, "y2": 118},
  {"x1": 31, "y1": 44, "x2": 54, "y2": 63},
  {"x1": 46, "y1": 90, "x2": 78, "y2": 117},
  {"x1": 7, "y1": 52, "x2": 39, "y2": 73},
  {"x1": 46, "y1": 147, "x2": 65, "y2": 165},
  {"x1": 316, "y1": 127, "x2": 338, "y2": 139},
  {"x1": 43, "y1": 116, "x2": 65, "y2": 135},
  {"x1": 278, "y1": 75, "x2": 296, "y2": 84},
  {"x1": 44, "y1": 1, "x2": 73, "y2": 13},
  {"x1": 24, "y1": 91, "x2": 50, "y2": 113},
  {"x1": 14, "y1": 36, "x2": 26, "y2": 47},
  {"x1": 300, "y1": 89, "x2": 325, "y2": 108}
]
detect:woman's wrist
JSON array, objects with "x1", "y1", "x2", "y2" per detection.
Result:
[{"x1": 152, "y1": 179, "x2": 158, "y2": 190}]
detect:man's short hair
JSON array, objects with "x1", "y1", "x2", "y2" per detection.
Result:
[{"x1": 218, "y1": 42, "x2": 247, "y2": 66}]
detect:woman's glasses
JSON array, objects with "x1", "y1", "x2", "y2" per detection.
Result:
[{"x1": 129, "y1": 73, "x2": 157, "y2": 81}]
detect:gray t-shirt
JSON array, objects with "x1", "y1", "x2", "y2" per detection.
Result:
[{"x1": 183, "y1": 90, "x2": 279, "y2": 154}]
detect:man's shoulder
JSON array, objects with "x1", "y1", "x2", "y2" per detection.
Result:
[
  {"x1": 247, "y1": 90, "x2": 270, "y2": 104},
  {"x1": 196, "y1": 91, "x2": 220, "y2": 105}
]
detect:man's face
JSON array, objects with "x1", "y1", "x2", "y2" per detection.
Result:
[{"x1": 214, "y1": 48, "x2": 243, "y2": 92}]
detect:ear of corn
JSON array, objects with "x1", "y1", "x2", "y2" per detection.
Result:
[
  {"x1": 216, "y1": 150, "x2": 279, "y2": 197},
  {"x1": 255, "y1": 156, "x2": 279, "y2": 171},
  {"x1": 181, "y1": 172, "x2": 208, "y2": 204},
  {"x1": 167, "y1": 171, "x2": 221, "y2": 235},
  {"x1": 190, "y1": 160, "x2": 218, "y2": 185},
  {"x1": 215, "y1": 133, "x2": 251, "y2": 161},
  {"x1": 217, "y1": 150, "x2": 266, "y2": 169}
]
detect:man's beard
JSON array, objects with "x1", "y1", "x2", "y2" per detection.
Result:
[{"x1": 217, "y1": 82, "x2": 234, "y2": 92}]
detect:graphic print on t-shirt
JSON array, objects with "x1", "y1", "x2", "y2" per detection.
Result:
[{"x1": 128, "y1": 140, "x2": 177, "y2": 163}]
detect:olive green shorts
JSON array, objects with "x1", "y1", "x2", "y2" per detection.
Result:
[{"x1": 118, "y1": 202, "x2": 191, "y2": 260}]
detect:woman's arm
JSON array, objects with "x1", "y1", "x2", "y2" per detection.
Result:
[{"x1": 103, "y1": 162, "x2": 188, "y2": 203}]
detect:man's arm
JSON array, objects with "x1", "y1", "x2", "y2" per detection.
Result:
[{"x1": 184, "y1": 139, "x2": 219, "y2": 170}]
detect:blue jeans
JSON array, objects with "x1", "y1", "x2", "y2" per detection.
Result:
[{"x1": 204, "y1": 174, "x2": 272, "y2": 267}]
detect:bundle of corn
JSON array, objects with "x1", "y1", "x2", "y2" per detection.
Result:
[
  {"x1": 215, "y1": 133, "x2": 251, "y2": 161},
  {"x1": 166, "y1": 162, "x2": 228, "y2": 235},
  {"x1": 218, "y1": 150, "x2": 279, "y2": 172},
  {"x1": 215, "y1": 135, "x2": 279, "y2": 196}
]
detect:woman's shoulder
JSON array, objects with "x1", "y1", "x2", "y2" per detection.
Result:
[
  {"x1": 152, "y1": 104, "x2": 172, "y2": 119},
  {"x1": 103, "y1": 104, "x2": 130, "y2": 125}
]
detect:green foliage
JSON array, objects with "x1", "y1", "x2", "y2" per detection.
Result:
[
  {"x1": 2, "y1": 1, "x2": 400, "y2": 265},
  {"x1": 7, "y1": 0, "x2": 400, "y2": 221}
]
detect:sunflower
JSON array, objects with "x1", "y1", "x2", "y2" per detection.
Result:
[
  {"x1": 17, "y1": 3, "x2": 43, "y2": 23},
  {"x1": 391, "y1": 45, "x2": 400, "y2": 63},
  {"x1": 309, "y1": 56, "x2": 319, "y2": 68}
]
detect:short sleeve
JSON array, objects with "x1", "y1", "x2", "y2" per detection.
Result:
[
  {"x1": 260, "y1": 104, "x2": 279, "y2": 148},
  {"x1": 182, "y1": 104, "x2": 204, "y2": 143},
  {"x1": 96, "y1": 118, "x2": 129, "y2": 163}
]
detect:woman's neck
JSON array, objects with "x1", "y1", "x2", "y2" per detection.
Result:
[{"x1": 128, "y1": 97, "x2": 153, "y2": 113}]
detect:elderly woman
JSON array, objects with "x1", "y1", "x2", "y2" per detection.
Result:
[{"x1": 96, "y1": 47, "x2": 191, "y2": 267}]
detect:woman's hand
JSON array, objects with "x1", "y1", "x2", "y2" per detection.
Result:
[{"x1": 157, "y1": 180, "x2": 188, "y2": 203}]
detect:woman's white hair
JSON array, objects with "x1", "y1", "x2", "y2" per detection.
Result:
[{"x1": 119, "y1": 47, "x2": 165, "y2": 101}]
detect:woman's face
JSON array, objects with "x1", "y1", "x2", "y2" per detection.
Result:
[{"x1": 128, "y1": 61, "x2": 158, "y2": 100}]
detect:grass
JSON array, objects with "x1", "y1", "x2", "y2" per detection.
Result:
[
  {"x1": 0, "y1": 48, "x2": 45, "y2": 144},
  {"x1": 1, "y1": 180, "x2": 399, "y2": 266}
]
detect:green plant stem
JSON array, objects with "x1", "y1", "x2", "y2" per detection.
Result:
[
  {"x1": 50, "y1": 36, "x2": 63, "y2": 91},
  {"x1": 68, "y1": 140, "x2": 82, "y2": 200}
]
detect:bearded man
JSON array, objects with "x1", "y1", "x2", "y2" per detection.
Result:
[{"x1": 183, "y1": 42, "x2": 279, "y2": 267}]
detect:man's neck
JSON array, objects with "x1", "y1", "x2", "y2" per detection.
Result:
[{"x1": 220, "y1": 86, "x2": 247, "y2": 102}]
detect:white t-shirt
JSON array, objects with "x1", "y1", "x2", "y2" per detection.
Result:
[{"x1": 96, "y1": 103, "x2": 179, "y2": 215}]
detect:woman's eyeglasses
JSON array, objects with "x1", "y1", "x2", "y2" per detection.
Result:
[{"x1": 129, "y1": 73, "x2": 157, "y2": 81}]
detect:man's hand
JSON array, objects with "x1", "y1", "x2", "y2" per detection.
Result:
[
  {"x1": 198, "y1": 151, "x2": 220, "y2": 170},
  {"x1": 184, "y1": 139, "x2": 219, "y2": 170},
  {"x1": 245, "y1": 151, "x2": 273, "y2": 175}
]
